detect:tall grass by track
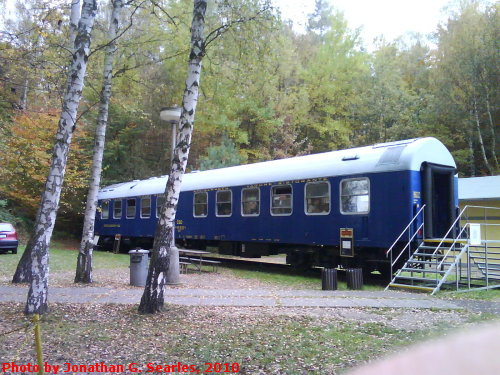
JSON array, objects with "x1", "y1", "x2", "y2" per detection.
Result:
[{"x1": 0, "y1": 244, "x2": 129, "y2": 277}]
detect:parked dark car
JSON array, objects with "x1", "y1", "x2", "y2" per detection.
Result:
[{"x1": 0, "y1": 223, "x2": 18, "y2": 254}]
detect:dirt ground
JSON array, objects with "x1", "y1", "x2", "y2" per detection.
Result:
[
  {"x1": 1, "y1": 265, "x2": 488, "y2": 331},
  {"x1": 41, "y1": 267, "x2": 286, "y2": 290}
]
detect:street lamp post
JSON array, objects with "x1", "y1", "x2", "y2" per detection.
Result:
[
  {"x1": 160, "y1": 106, "x2": 182, "y2": 164},
  {"x1": 159, "y1": 106, "x2": 182, "y2": 284}
]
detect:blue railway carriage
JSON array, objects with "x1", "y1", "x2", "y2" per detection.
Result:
[{"x1": 95, "y1": 137, "x2": 458, "y2": 274}]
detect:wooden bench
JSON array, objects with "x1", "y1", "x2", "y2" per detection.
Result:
[
  {"x1": 179, "y1": 256, "x2": 221, "y2": 273},
  {"x1": 197, "y1": 259, "x2": 221, "y2": 273},
  {"x1": 179, "y1": 261, "x2": 191, "y2": 274}
]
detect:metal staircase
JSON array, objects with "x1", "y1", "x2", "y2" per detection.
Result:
[
  {"x1": 386, "y1": 205, "x2": 500, "y2": 294},
  {"x1": 387, "y1": 238, "x2": 468, "y2": 294}
]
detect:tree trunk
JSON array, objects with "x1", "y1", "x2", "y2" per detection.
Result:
[
  {"x1": 69, "y1": 0, "x2": 81, "y2": 49},
  {"x1": 468, "y1": 130, "x2": 475, "y2": 177},
  {"x1": 75, "y1": 0, "x2": 124, "y2": 284},
  {"x1": 11, "y1": 0, "x2": 97, "y2": 316},
  {"x1": 19, "y1": 79, "x2": 28, "y2": 111},
  {"x1": 473, "y1": 97, "x2": 493, "y2": 175},
  {"x1": 484, "y1": 94, "x2": 499, "y2": 171},
  {"x1": 138, "y1": 0, "x2": 207, "y2": 314}
]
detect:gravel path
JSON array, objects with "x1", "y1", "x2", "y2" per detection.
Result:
[
  {"x1": 0, "y1": 284, "x2": 476, "y2": 310},
  {"x1": 2, "y1": 267, "x2": 499, "y2": 313}
]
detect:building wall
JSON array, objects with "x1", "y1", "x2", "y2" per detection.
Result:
[{"x1": 459, "y1": 200, "x2": 500, "y2": 242}]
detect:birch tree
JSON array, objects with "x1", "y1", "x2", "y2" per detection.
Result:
[
  {"x1": 75, "y1": 0, "x2": 124, "y2": 284},
  {"x1": 138, "y1": 0, "x2": 207, "y2": 314},
  {"x1": 69, "y1": 0, "x2": 81, "y2": 49},
  {"x1": 12, "y1": 0, "x2": 97, "y2": 315}
]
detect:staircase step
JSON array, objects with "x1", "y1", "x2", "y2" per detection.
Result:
[
  {"x1": 474, "y1": 270, "x2": 500, "y2": 277},
  {"x1": 468, "y1": 276, "x2": 500, "y2": 281},
  {"x1": 387, "y1": 283, "x2": 435, "y2": 292},
  {"x1": 420, "y1": 245, "x2": 462, "y2": 250},
  {"x1": 401, "y1": 268, "x2": 446, "y2": 274},
  {"x1": 474, "y1": 263, "x2": 500, "y2": 271},
  {"x1": 394, "y1": 275, "x2": 440, "y2": 283},
  {"x1": 470, "y1": 251, "x2": 500, "y2": 263},
  {"x1": 424, "y1": 238, "x2": 467, "y2": 244},
  {"x1": 413, "y1": 252, "x2": 450, "y2": 258},
  {"x1": 471, "y1": 256, "x2": 500, "y2": 261},
  {"x1": 407, "y1": 259, "x2": 455, "y2": 266}
]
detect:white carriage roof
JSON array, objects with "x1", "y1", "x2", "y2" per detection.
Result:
[
  {"x1": 98, "y1": 137, "x2": 456, "y2": 200},
  {"x1": 458, "y1": 176, "x2": 500, "y2": 201}
]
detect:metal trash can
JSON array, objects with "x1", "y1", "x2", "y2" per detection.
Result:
[
  {"x1": 128, "y1": 249, "x2": 150, "y2": 286},
  {"x1": 321, "y1": 268, "x2": 338, "y2": 290},
  {"x1": 346, "y1": 268, "x2": 363, "y2": 290}
]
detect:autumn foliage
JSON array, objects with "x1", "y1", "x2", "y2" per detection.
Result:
[{"x1": 0, "y1": 111, "x2": 91, "y2": 221}]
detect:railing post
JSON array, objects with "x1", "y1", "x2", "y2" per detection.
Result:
[
  {"x1": 423, "y1": 206, "x2": 425, "y2": 239},
  {"x1": 408, "y1": 229, "x2": 410, "y2": 260},
  {"x1": 390, "y1": 251, "x2": 393, "y2": 282},
  {"x1": 484, "y1": 206, "x2": 488, "y2": 287},
  {"x1": 33, "y1": 314, "x2": 44, "y2": 375},
  {"x1": 485, "y1": 241, "x2": 489, "y2": 287},
  {"x1": 467, "y1": 235, "x2": 471, "y2": 290}
]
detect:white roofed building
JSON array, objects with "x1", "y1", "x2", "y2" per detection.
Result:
[{"x1": 458, "y1": 175, "x2": 500, "y2": 241}]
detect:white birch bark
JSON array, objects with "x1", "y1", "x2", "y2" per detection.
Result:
[
  {"x1": 473, "y1": 97, "x2": 493, "y2": 175},
  {"x1": 468, "y1": 131, "x2": 475, "y2": 177},
  {"x1": 484, "y1": 94, "x2": 499, "y2": 171},
  {"x1": 69, "y1": 0, "x2": 81, "y2": 50},
  {"x1": 75, "y1": 0, "x2": 123, "y2": 284},
  {"x1": 19, "y1": 79, "x2": 28, "y2": 111},
  {"x1": 12, "y1": 0, "x2": 97, "y2": 315},
  {"x1": 139, "y1": 0, "x2": 207, "y2": 314}
]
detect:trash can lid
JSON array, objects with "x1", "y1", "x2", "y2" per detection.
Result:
[{"x1": 128, "y1": 249, "x2": 150, "y2": 254}]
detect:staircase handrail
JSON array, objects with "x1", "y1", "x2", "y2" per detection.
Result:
[
  {"x1": 436, "y1": 223, "x2": 470, "y2": 270},
  {"x1": 385, "y1": 204, "x2": 426, "y2": 257},
  {"x1": 431, "y1": 205, "x2": 469, "y2": 257},
  {"x1": 390, "y1": 222, "x2": 424, "y2": 267},
  {"x1": 461, "y1": 205, "x2": 500, "y2": 212},
  {"x1": 433, "y1": 204, "x2": 500, "y2": 267},
  {"x1": 431, "y1": 243, "x2": 470, "y2": 295}
]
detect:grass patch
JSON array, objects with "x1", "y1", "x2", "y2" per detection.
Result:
[
  {"x1": 439, "y1": 288, "x2": 500, "y2": 301},
  {"x1": 228, "y1": 268, "x2": 383, "y2": 291},
  {"x1": 0, "y1": 303, "x2": 482, "y2": 375},
  {"x1": 229, "y1": 268, "x2": 320, "y2": 288},
  {"x1": 0, "y1": 243, "x2": 129, "y2": 277}
]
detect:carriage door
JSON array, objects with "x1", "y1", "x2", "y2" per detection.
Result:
[{"x1": 421, "y1": 162, "x2": 456, "y2": 239}]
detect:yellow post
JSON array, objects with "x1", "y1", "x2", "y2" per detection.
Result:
[{"x1": 33, "y1": 314, "x2": 44, "y2": 375}]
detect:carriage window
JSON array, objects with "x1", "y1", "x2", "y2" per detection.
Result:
[
  {"x1": 101, "y1": 201, "x2": 110, "y2": 219},
  {"x1": 126, "y1": 199, "x2": 136, "y2": 218},
  {"x1": 216, "y1": 190, "x2": 232, "y2": 217},
  {"x1": 193, "y1": 192, "x2": 208, "y2": 217},
  {"x1": 242, "y1": 188, "x2": 260, "y2": 216},
  {"x1": 156, "y1": 195, "x2": 165, "y2": 218},
  {"x1": 271, "y1": 185, "x2": 292, "y2": 215},
  {"x1": 305, "y1": 182, "x2": 330, "y2": 215},
  {"x1": 340, "y1": 178, "x2": 369, "y2": 214},
  {"x1": 140, "y1": 196, "x2": 151, "y2": 218},
  {"x1": 113, "y1": 200, "x2": 122, "y2": 219}
]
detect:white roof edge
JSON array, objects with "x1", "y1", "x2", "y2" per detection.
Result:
[
  {"x1": 458, "y1": 175, "x2": 500, "y2": 200},
  {"x1": 98, "y1": 137, "x2": 456, "y2": 200}
]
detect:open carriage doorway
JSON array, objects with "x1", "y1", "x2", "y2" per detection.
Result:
[{"x1": 421, "y1": 162, "x2": 457, "y2": 239}]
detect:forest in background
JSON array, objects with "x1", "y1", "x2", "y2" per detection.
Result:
[{"x1": 0, "y1": 0, "x2": 498, "y2": 233}]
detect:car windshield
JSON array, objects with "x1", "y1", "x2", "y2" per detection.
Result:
[{"x1": 0, "y1": 223, "x2": 14, "y2": 231}]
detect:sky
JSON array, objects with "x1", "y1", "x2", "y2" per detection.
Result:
[
  {"x1": 273, "y1": 0, "x2": 461, "y2": 47},
  {"x1": 2, "y1": 0, "x2": 493, "y2": 47}
]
